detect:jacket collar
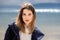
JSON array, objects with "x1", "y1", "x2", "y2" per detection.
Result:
[{"x1": 10, "y1": 22, "x2": 44, "y2": 40}]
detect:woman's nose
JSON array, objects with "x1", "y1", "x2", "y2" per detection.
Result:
[{"x1": 26, "y1": 15, "x2": 29, "y2": 19}]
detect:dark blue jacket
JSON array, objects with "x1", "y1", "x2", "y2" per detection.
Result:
[{"x1": 4, "y1": 22, "x2": 44, "y2": 40}]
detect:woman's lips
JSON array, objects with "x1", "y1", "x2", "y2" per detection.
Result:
[{"x1": 25, "y1": 20, "x2": 29, "y2": 21}]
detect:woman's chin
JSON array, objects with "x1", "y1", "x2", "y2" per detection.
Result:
[{"x1": 25, "y1": 22, "x2": 29, "y2": 25}]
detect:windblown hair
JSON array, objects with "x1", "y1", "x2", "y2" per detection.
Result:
[{"x1": 15, "y1": 3, "x2": 36, "y2": 34}]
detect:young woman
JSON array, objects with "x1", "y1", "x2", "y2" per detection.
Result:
[{"x1": 4, "y1": 3, "x2": 44, "y2": 40}]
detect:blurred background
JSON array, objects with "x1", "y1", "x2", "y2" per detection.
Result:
[{"x1": 0, "y1": 0, "x2": 60, "y2": 40}]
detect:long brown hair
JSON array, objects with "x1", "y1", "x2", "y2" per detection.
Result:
[{"x1": 15, "y1": 3, "x2": 36, "y2": 34}]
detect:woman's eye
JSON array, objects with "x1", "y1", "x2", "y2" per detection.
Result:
[
  {"x1": 23, "y1": 13, "x2": 26, "y2": 16},
  {"x1": 28, "y1": 13, "x2": 31, "y2": 16}
]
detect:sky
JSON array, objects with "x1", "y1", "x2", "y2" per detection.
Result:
[{"x1": 0, "y1": 0, "x2": 60, "y2": 5}]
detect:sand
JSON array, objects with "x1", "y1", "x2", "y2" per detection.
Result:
[{"x1": 0, "y1": 27, "x2": 60, "y2": 40}]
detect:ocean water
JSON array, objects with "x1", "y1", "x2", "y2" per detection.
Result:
[{"x1": 0, "y1": 3, "x2": 60, "y2": 40}]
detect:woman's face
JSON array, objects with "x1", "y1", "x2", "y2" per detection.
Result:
[{"x1": 22, "y1": 9, "x2": 33, "y2": 25}]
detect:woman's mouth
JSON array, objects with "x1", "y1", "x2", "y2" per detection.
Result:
[{"x1": 25, "y1": 20, "x2": 29, "y2": 22}]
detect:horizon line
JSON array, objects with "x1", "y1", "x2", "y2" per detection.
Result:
[{"x1": 0, "y1": 9, "x2": 60, "y2": 13}]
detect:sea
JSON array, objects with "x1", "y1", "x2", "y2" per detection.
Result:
[{"x1": 0, "y1": 3, "x2": 60, "y2": 40}]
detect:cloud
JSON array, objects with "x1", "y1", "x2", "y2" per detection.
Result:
[{"x1": 0, "y1": 0, "x2": 60, "y2": 5}]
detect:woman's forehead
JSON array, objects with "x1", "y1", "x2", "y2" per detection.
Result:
[{"x1": 23, "y1": 9, "x2": 33, "y2": 14}]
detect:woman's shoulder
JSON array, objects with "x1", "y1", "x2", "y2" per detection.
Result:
[
  {"x1": 8, "y1": 22, "x2": 15, "y2": 27},
  {"x1": 7, "y1": 22, "x2": 19, "y2": 31},
  {"x1": 34, "y1": 27, "x2": 44, "y2": 34},
  {"x1": 4, "y1": 22, "x2": 19, "y2": 40},
  {"x1": 34, "y1": 27, "x2": 44, "y2": 38}
]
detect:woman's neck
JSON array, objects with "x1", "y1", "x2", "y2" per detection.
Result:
[{"x1": 24, "y1": 24, "x2": 29, "y2": 28}]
